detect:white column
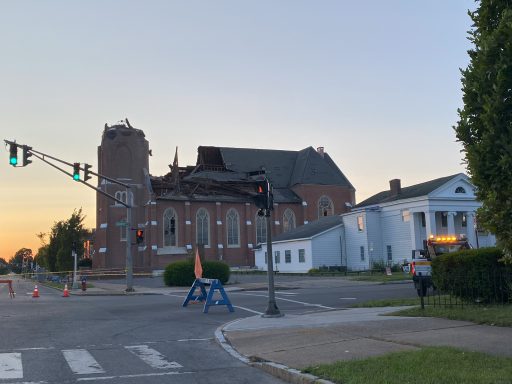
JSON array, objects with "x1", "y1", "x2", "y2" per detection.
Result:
[
  {"x1": 447, "y1": 211, "x2": 457, "y2": 235},
  {"x1": 466, "y1": 212, "x2": 477, "y2": 248},
  {"x1": 409, "y1": 212, "x2": 418, "y2": 250},
  {"x1": 425, "y1": 211, "x2": 437, "y2": 237}
]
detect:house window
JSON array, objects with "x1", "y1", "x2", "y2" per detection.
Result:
[
  {"x1": 357, "y1": 216, "x2": 364, "y2": 232},
  {"x1": 120, "y1": 217, "x2": 127, "y2": 241},
  {"x1": 282, "y1": 209, "x2": 296, "y2": 233},
  {"x1": 256, "y1": 215, "x2": 267, "y2": 244},
  {"x1": 402, "y1": 210, "x2": 410, "y2": 222},
  {"x1": 298, "y1": 249, "x2": 306, "y2": 263},
  {"x1": 318, "y1": 196, "x2": 334, "y2": 218},
  {"x1": 196, "y1": 208, "x2": 209, "y2": 247},
  {"x1": 275, "y1": 251, "x2": 280, "y2": 264},
  {"x1": 455, "y1": 186, "x2": 466, "y2": 194},
  {"x1": 285, "y1": 250, "x2": 291, "y2": 263},
  {"x1": 163, "y1": 208, "x2": 178, "y2": 246},
  {"x1": 227, "y1": 208, "x2": 240, "y2": 247},
  {"x1": 387, "y1": 245, "x2": 392, "y2": 261},
  {"x1": 441, "y1": 212, "x2": 447, "y2": 228},
  {"x1": 360, "y1": 246, "x2": 365, "y2": 261}
]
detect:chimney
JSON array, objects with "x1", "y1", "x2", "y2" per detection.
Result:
[
  {"x1": 316, "y1": 147, "x2": 325, "y2": 158},
  {"x1": 389, "y1": 179, "x2": 401, "y2": 196}
]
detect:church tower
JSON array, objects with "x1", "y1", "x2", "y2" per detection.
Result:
[{"x1": 94, "y1": 119, "x2": 151, "y2": 270}]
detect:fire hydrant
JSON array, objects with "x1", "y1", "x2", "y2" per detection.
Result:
[{"x1": 81, "y1": 277, "x2": 87, "y2": 291}]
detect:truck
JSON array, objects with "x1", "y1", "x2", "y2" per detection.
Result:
[{"x1": 410, "y1": 235, "x2": 470, "y2": 296}]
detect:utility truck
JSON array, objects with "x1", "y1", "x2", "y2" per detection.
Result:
[{"x1": 410, "y1": 235, "x2": 470, "y2": 296}]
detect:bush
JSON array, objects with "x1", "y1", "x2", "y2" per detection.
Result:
[
  {"x1": 432, "y1": 247, "x2": 512, "y2": 303},
  {"x1": 163, "y1": 259, "x2": 230, "y2": 286}
]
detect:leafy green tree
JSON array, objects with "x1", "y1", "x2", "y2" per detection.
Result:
[
  {"x1": 46, "y1": 209, "x2": 90, "y2": 272},
  {"x1": 455, "y1": 0, "x2": 512, "y2": 262},
  {"x1": 0, "y1": 257, "x2": 8, "y2": 275},
  {"x1": 8, "y1": 248, "x2": 33, "y2": 274}
]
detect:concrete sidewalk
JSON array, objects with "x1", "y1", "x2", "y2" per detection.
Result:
[{"x1": 220, "y1": 307, "x2": 512, "y2": 383}]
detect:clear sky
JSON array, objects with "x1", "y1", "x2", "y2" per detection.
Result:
[{"x1": 0, "y1": 0, "x2": 477, "y2": 260}]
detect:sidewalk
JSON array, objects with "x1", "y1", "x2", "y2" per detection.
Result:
[{"x1": 220, "y1": 308, "x2": 512, "y2": 383}]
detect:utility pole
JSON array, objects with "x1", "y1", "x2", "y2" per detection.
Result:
[{"x1": 125, "y1": 191, "x2": 134, "y2": 292}]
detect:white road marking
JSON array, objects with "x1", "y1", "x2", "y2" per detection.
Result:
[
  {"x1": 0, "y1": 352, "x2": 23, "y2": 379},
  {"x1": 236, "y1": 292, "x2": 335, "y2": 310},
  {"x1": 77, "y1": 371, "x2": 193, "y2": 381},
  {"x1": 275, "y1": 291, "x2": 298, "y2": 295},
  {"x1": 339, "y1": 297, "x2": 357, "y2": 300},
  {"x1": 62, "y1": 349, "x2": 105, "y2": 375},
  {"x1": 177, "y1": 338, "x2": 212, "y2": 342},
  {"x1": 125, "y1": 345, "x2": 182, "y2": 369},
  {"x1": 233, "y1": 306, "x2": 263, "y2": 315}
]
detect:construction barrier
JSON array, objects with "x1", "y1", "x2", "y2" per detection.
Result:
[
  {"x1": 182, "y1": 278, "x2": 234, "y2": 313},
  {"x1": 0, "y1": 279, "x2": 15, "y2": 298}
]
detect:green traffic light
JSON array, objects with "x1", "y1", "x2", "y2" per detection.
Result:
[
  {"x1": 73, "y1": 162, "x2": 80, "y2": 181},
  {"x1": 73, "y1": 173, "x2": 80, "y2": 181},
  {"x1": 10, "y1": 156, "x2": 17, "y2": 165}
]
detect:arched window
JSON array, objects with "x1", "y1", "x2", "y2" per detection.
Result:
[
  {"x1": 163, "y1": 208, "x2": 178, "y2": 247},
  {"x1": 455, "y1": 186, "x2": 466, "y2": 194},
  {"x1": 318, "y1": 196, "x2": 334, "y2": 218},
  {"x1": 256, "y1": 214, "x2": 267, "y2": 244},
  {"x1": 282, "y1": 209, "x2": 296, "y2": 233},
  {"x1": 114, "y1": 190, "x2": 133, "y2": 205},
  {"x1": 196, "y1": 208, "x2": 209, "y2": 247},
  {"x1": 226, "y1": 208, "x2": 240, "y2": 247}
]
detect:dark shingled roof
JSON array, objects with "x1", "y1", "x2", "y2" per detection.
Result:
[
  {"x1": 355, "y1": 174, "x2": 464, "y2": 208},
  {"x1": 271, "y1": 215, "x2": 344, "y2": 242}
]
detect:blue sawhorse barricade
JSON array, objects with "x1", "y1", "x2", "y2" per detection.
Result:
[{"x1": 182, "y1": 278, "x2": 234, "y2": 313}]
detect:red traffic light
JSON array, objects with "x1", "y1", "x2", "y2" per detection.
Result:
[{"x1": 136, "y1": 230, "x2": 144, "y2": 244}]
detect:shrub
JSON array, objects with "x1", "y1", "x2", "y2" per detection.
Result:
[
  {"x1": 163, "y1": 259, "x2": 230, "y2": 286},
  {"x1": 432, "y1": 247, "x2": 512, "y2": 303}
]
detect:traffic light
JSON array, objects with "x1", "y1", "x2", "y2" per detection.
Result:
[
  {"x1": 73, "y1": 163, "x2": 80, "y2": 181},
  {"x1": 254, "y1": 180, "x2": 268, "y2": 210},
  {"x1": 22, "y1": 145, "x2": 32, "y2": 166},
  {"x1": 136, "y1": 230, "x2": 144, "y2": 244},
  {"x1": 9, "y1": 143, "x2": 18, "y2": 166},
  {"x1": 83, "y1": 163, "x2": 92, "y2": 182}
]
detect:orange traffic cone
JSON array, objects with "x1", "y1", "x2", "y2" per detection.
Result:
[
  {"x1": 32, "y1": 285, "x2": 40, "y2": 298},
  {"x1": 63, "y1": 284, "x2": 70, "y2": 298}
]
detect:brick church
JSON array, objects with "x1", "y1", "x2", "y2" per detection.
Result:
[{"x1": 94, "y1": 119, "x2": 355, "y2": 271}]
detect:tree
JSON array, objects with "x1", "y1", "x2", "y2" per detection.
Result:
[
  {"x1": 455, "y1": 0, "x2": 512, "y2": 262},
  {"x1": 9, "y1": 248, "x2": 33, "y2": 274},
  {"x1": 0, "y1": 257, "x2": 8, "y2": 275},
  {"x1": 46, "y1": 209, "x2": 90, "y2": 272}
]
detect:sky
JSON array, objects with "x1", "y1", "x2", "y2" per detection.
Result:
[{"x1": 0, "y1": 0, "x2": 477, "y2": 260}]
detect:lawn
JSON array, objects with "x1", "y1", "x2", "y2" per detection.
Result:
[
  {"x1": 305, "y1": 346, "x2": 512, "y2": 384},
  {"x1": 347, "y1": 272, "x2": 412, "y2": 283}
]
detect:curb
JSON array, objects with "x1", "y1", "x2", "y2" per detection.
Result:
[{"x1": 215, "y1": 321, "x2": 335, "y2": 384}]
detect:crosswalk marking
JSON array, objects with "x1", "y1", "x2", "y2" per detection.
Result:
[
  {"x1": 0, "y1": 352, "x2": 23, "y2": 379},
  {"x1": 125, "y1": 345, "x2": 182, "y2": 369},
  {"x1": 62, "y1": 349, "x2": 105, "y2": 375}
]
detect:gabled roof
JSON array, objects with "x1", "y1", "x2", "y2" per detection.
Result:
[
  {"x1": 271, "y1": 215, "x2": 344, "y2": 243},
  {"x1": 193, "y1": 146, "x2": 353, "y2": 189},
  {"x1": 355, "y1": 173, "x2": 465, "y2": 208}
]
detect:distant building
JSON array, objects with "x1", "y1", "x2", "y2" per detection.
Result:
[
  {"x1": 254, "y1": 174, "x2": 496, "y2": 272},
  {"x1": 94, "y1": 120, "x2": 355, "y2": 271}
]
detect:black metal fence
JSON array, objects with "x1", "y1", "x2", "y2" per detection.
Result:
[{"x1": 420, "y1": 270, "x2": 512, "y2": 308}]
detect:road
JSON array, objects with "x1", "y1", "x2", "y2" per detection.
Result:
[{"x1": 0, "y1": 274, "x2": 415, "y2": 383}]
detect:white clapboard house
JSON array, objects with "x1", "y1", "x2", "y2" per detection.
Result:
[{"x1": 255, "y1": 174, "x2": 496, "y2": 272}]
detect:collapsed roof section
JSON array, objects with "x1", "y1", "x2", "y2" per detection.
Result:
[{"x1": 150, "y1": 145, "x2": 353, "y2": 204}]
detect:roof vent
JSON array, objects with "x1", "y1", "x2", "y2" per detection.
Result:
[{"x1": 389, "y1": 179, "x2": 401, "y2": 196}]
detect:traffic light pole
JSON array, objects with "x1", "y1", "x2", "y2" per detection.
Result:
[
  {"x1": 263, "y1": 209, "x2": 283, "y2": 318},
  {"x1": 125, "y1": 195, "x2": 134, "y2": 292}
]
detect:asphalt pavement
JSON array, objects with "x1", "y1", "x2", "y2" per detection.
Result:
[{"x1": 7, "y1": 275, "x2": 512, "y2": 384}]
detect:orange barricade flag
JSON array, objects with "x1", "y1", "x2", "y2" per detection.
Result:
[{"x1": 194, "y1": 248, "x2": 203, "y2": 279}]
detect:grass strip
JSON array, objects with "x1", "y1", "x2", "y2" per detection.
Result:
[
  {"x1": 347, "y1": 273, "x2": 412, "y2": 283},
  {"x1": 304, "y1": 346, "x2": 512, "y2": 384},
  {"x1": 391, "y1": 304, "x2": 512, "y2": 327},
  {"x1": 350, "y1": 297, "x2": 421, "y2": 307}
]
